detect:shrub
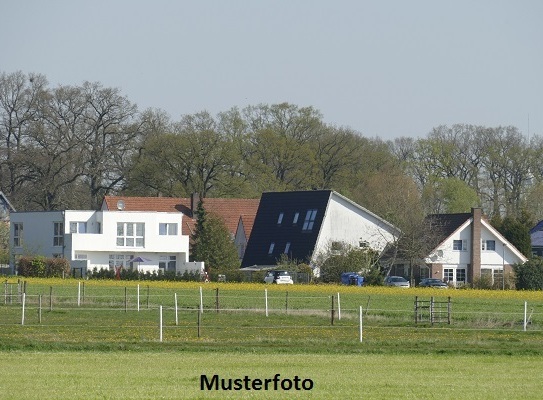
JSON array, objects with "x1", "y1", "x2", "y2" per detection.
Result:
[
  {"x1": 514, "y1": 258, "x2": 543, "y2": 290},
  {"x1": 88, "y1": 267, "x2": 202, "y2": 282},
  {"x1": 472, "y1": 274, "x2": 494, "y2": 289},
  {"x1": 17, "y1": 256, "x2": 70, "y2": 278}
]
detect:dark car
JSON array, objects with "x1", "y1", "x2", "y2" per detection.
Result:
[{"x1": 418, "y1": 278, "x2": 448, "y2": 288}]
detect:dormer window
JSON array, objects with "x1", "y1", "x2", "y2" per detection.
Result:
[
  {"x1": 268, "y1": 242, "x2": 275, "y2": 254},
  {"x1": 302, "y1": 209, "x2": 317, "y2": 231},
  {"x1": 293, "y1": 212, "x2": 299, "y2": 224},
  {"x1": 277, "y1": 212, "x2": 284, "y2": 225}
]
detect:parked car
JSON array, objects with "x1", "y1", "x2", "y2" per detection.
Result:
[
  {"x1": 264, "y1": 270, "x2": 294, "y2": 284},
  {"x1": 384, "y1": 276, "x2": 410, "y2": 288},
  {"x1": 418, "y1": 278, "x2": 448, "y2": 288}
]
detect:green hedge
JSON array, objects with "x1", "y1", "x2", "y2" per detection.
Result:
[{"x1": 17, "y1": 256, "x2": 71, "y2": 278}]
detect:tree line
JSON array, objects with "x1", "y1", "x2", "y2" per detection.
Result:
[{"x1": 2, "y1": 70, "x2": 542, "y2": 230}]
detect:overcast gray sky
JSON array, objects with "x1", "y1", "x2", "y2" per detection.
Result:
[{"x1": 2, "y1": 0, "x2": 541, "y2": 140}]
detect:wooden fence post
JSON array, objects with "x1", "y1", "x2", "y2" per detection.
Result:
[
  {"x1": 38, "y1": 294, "x2": 42, "y2": 324},
  {"x1": 330, "y1": 295, "x2": 335, "y2": 326},
  {"x1": 414, "y1": 296, "x2": 418, "y2": 324},
  {"x1": 447, "y1": 297, "x2": 451, "y2": 325}
]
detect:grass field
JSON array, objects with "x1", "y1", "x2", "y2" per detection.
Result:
[
  {"x1": 2, "y1": 278, "x2": 543, "y2": 398},
  {"x1": 1, "y1": 352, "x2": 543, "y2": 399}
]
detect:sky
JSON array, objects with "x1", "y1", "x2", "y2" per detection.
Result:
[{"x1": 1, "y1": 0, "x2": 542, "y2": 140}]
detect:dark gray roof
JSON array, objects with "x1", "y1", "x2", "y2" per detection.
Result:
[
  {"x1": 426, "y1": 213, "x2": 471, "y2": 244},
  {"x1": 381, "y1": 212, "x2": 471, "y2": 261},
  {"x1": 241, "y1": 190, "x2": 332, "y2": 268},
  {"x1": 530, "y1": 220, "x2": 543, "y2": 247}
]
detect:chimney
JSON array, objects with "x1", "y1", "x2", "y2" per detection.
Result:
[
  {"x1": 469, "y1": 207, "x2": 482, "y2": 284},
  {"x1": 191, "y1": 192, "x2": 200, "y2": 217}
]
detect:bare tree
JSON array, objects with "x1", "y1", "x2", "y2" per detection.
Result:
[
  {"x1": 80, "y1": 82, "x2": 141, "y2": 208},
  {"x1": 0, "y1": 71, "x2": 47, "y2": 201}
]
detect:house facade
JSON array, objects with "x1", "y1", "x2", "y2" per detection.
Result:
[
  {"x1": 241, "y1": 190, "x2": 399, "y2": 272},
  {"x1": 102, "y1": 194, "x2": 260, "y2": 260},
  {"x1": 9, "y1": 209, "x2": 203, "y2": 276},
  {"x1": 387, "y1": 208, "x2": 527, "y2": 286}
]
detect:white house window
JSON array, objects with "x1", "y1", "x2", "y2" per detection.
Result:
[
  {"x1": 302, "y1": 209, "x2": 317, "y2": 231},
  {"x1": 494, "y1": 269, "x2": 504, "y2": 284},
  {"x1": 13, "y1": 223, "x2": 23, "y2": 247},
  {"x1": 268, "y1": 242, "x2": 275, "y2": 254},
  {"x1": 109, "y1": 254, "x2": 131, "y2": 269},
  {"x1": 453, "y1": 240, "x2": 467, "y2": 251},
  {"x1": 482, "y1": 240, "x2": 496, "y2": 251},
  {"x1": 293, "y1": 212, "x2": 299, "y2": 224},
  {"x1": 457, "y1": 268, "x2": 466, "y2": 283},
  {"x1": 159, "y1": 255, "x2": 177, "y2": 272},
  {"x1": 277, "y1": 212, "x2": 284, "y2": 225},
  {"x1": 443, "y1": 268, "x2": 454, "y2": 282},
  {"x1": 117, "y1": 222, "x2": 145, "y2": 247},
  {"x1": 70, "y1": 222, "x2": 87, "y2": 233},
  {"x1": 75, "y1": 254, "x2": 87, "y2": 260},
  {"x1": 284, "y1": 242, "x2": 291, "y2": 254},
  {"x1": 53, "y1": 222, "x2": 64, "y2": 247},
  {"x1": 159, "y1": 223, "x2": 178, "y2": 235}
]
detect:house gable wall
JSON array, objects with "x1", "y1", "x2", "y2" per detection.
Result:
[
  {"x1": 425, "y1": 213, "x2": 526, "y2": 284},
  {"x1": 315, "y1": 193, "x2": 396, "y2": 260},
  {"x1": 234, "y1": 218, "x2": 247, "y2": 260}
]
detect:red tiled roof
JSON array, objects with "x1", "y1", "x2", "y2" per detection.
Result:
[
  {"x1": 102, "y1": 196, "x2": 260, "y2": 237},
  {"x1": 239, "y1": 214, "x2": 257, "y2": 238}
]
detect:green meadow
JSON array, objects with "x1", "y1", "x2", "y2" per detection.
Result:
[{"x1": 1, "y1": 279, "x2": 543, "y2": 398}]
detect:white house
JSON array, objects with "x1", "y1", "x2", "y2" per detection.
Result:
[
  {"x1": 240, "y1": 190, "x2": 400, "y2": 273},
  {"x1": 387, "y1": 208, "x2": 527, "y2": 286},
  {"x1": 10, "y1": 209, "x2": 204, "y2": 276}
]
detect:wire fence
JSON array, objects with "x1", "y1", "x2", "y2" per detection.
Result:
[{"x1": 1, "y1": 280, "x2": 542, "y2": 345}]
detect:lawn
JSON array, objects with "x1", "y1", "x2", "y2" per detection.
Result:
[
  {"x1": 1, "y1": 352, "x2": 542, "y2": 399},
  {"x1": 1, "y1": 278, "x2": 543, "y2": 398}
]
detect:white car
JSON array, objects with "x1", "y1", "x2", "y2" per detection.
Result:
[
  {"x1": 264, "y1": 270, "x2": 294, "y2": 284},
  {"x1": 384, "y1": 276, "x2": 410, "y2": 288}
]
